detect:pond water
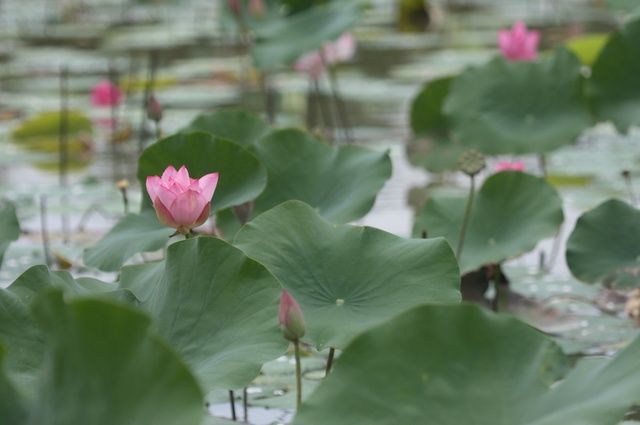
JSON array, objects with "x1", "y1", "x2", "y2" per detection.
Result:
[{"x1": 1, "y1": 0, "x2": 639, "y2": 423}]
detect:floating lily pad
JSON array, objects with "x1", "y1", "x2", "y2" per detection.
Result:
[
  {"x1": 413, "y1": 172, "x2": 564, "y2": 273},
  {"x1": 0, "y1": 201, "x2": 20, "y2": 267},
  {"x1": 566, "y1": 199, "x2": 640, "y2": 288},
  {"x1": 83, "y1": 210, "x2": 173, "y2": 272},
  {"x1": 252, "y1": 1, "x2": 361, "y2": 69},
  {"x1": 134, "y1": 237, "x2": 287, "y2": 391},
  {"x1": 235, "y1": 201, "x2": 460, "y2": 350},
  {"x1": 138, "y1": 132, "x2": 267, "y2": 212},
  {"x1": 565, "y1": 33, "x2": 609, "y2": 67},
  {"x1": 16, "y1": 291, "x2": 204, "y2": 425},
  {"x1": 590, "y1": 18, "x2": 640, "y2": 132},
  {"x1": 252, "y1": 129, "x2": 392, "y2": 223},
  {"x1": 183, "y1": 109, "x2": 270, "y2": 147},
  {"x1": 444, "y1": 48, "x2": 592, "y2": 154},
  {"x1": 293, "y1": 304, "x2": 640, "y2": 425}
]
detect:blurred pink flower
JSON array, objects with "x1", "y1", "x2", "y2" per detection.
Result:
[
  {"x1": 495, "y1": 160, "x2": 525, "y2": 172},
  {"x1": 498, "y1": 21, "x2": 540, "y2": 61},
  {"x1": 227, "y1": 0, "x2": 241, "y2": 15},
  {"x1": 279, "y1": 290, "x2": 306, "y2": 342},
  {"x1": 295, "y1": 51, "x2": 326, "y2": 80},
  {"x1": 91, "y1": 80, "x2": 123, "y2": 107},
  {"x1": 146, "y1": 165, "x2": 219, "y2": 234},
  {"x1": 249, "y1": 0, "x2": 266, "y2": 17},
  {"x1": 294, "y1": 32, "x2": 357, "y2": 79}
]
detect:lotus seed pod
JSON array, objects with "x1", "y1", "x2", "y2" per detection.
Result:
[{"x1": 458, "y1": 149, "x2": 486, "y2": 177}]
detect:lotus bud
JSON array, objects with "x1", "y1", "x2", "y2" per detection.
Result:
[
  {"x1": 495, "y1": 160, "x2": 525, "y2": 172},
  {"x1": 146, "y1": 95, "x2": 163, "y2": 123},
  {"x1": 498, "y1": 21, "x2": 540, "y2": 62},
  {"x1": 458, "y1": 149, "x2": 486, "y2": 177},
  {"x1": 91, "y1": 80, "x2": 123, "y2": 107},
  {"x1": 279, "y1": 291, "x2": 306, "y2": 342}
]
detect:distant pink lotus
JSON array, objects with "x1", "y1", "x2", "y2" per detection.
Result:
[
  {"x1": 91, "y1": 80, "x2": 123, "y2": 107},
  {"x1": 227, "y1": 0, "x2": 241, "y2": 15},
  {"x1": 249, "y1": 0, "x2": 266, "y2": 17},
  {"x1": 294, "y1": 33, "x2": 357, "y2": 79},
  {"x1": 279, "y1": 290, "x2": 306, "y2": 342},
  {"x1": 495, "y1": 160, "x2": 525, "y2": 172},
  {"x1": 498, "y1": 21, "x2": 540, "y2": 61},
  {"x1": 146, "y1": 165, "x2": 219, "y2": 234}
]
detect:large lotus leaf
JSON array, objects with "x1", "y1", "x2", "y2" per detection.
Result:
[
  {"x1": 590, "y1": 18, "x2": 640, "y2": 132},
  {"x1": 565, "y1": 33, "x2": 609, "y2": 67},
  {"x1": 413, "y1": 172, "x2": 564, "y2": 273},
  {"x1": 0, "y1": 201, "x2": 20, "y2": 266},
  {"x1": 407, "y1": 76, "x2": 465, "y2": 172},
  {"x1": 444, "y1": 48, "x2": 592, "y2": 154},
  {"x1": 83, "y1": 209, "x2": 173, "y2": 272},
  {"x1": 0, "y1": 347, "x2": 27, "y2": 425},
  {"x1": 182, "y1": 109, "x2": 270, "y2": 147},
  {"x1": 136, "y1": 236, "x2": 287, "y2": 390},
  {"x1": 293, "y1": 304, "x2": 640, "y2": 425},
  {"x1": 234, "y1": 201, "x2": 460, "y2": 350},
  {"x1": 0, "y1": 266, "x2": 133, "y2": 400},
  {"x1": 138, "y1": 131, "x2": 267, "y2": 211},
  {"x1": 252, "y1": 128, "x2": 392, "y2": 223},
  {"x1": 23, "y1": 291, "x2": 203, "y2": 425},
  {"x1": 566, "y1": 199, "x2": 640, "y2": 288},
  {"x1": 251, "y1": 1, "x2": 361, "y2": 69}
]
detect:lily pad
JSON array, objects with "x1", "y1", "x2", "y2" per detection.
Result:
[
  {"x1": 565, "y1": 33, "x2": 609, "y2": 67},
  {"x1": 0, "y1": 201, "x2": 20, "y2": 267},
  {"x1": 83, "y1": 210, "x2": 173, "y2": 272},
  {"x1": 566, "y1": 199, "x2": 640, "y2": 288},
  {"x1": 589, "y1": 18, "x2": 640, "y2": 132},
  {"x1": 234, "y1": 201, "x2": 460, "y2": 350},
  {"x1": 183, "y1": 109, "x2": 270, "y2": 147},
  {"x1": 138, "y1": 132, "x2": 267, "y2": 212},
  {"x1": 134, "y1": 236, "x2": 287, "y2": 390},
  {"x1": 444, "y1": 48, "x2": 592, "y2": 154},
  {"x1": 408, "y1": 76, "x2": 464, "y2": 173},
  {"x1": 293, "y1": 304, "x2": 640, "y2": 425},
  {"x1": 19, "y1": 291, "x2": 204, "y2": 425},
  {"x1": 413, "y1": 172, "x2": 564, "y2": 273},
  {"x1": 251, "y1": 1, "x2": 361, "y2": 69},
  {"x1": 252, "y1": 129, "x2": 392, "y2": 223}
]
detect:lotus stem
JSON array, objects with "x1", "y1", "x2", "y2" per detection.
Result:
[
  {"x1": 138, "y1": 51, "x2": 158, "y2": 155},
  {"x1": 243, "y1": 387, "x2": 249, "y2": 423},
  {"x1": 456, "y1": 175, "x2": 476, "y2": 260},
  {"x1": 108, "y1": 63, "x2": 120, "y2": 182},
  {"x1": 327, "y1": 66, "x2": 353, "y2": 144},
  {"x1": 39, "y1": 195, "x2": 52, "y2": 268},
  {"x1": 312, "y1": 78, "x2": 334, "y2": 143},
  {"x1": 294, "y1": 340, "x2": 303, "y2": 411},
  {"x1": 538, "y1": 154, "x2": 547, "y2": 178},
  {"x1": 58, "y1": 66, "x2": 70, "y2": 245},
  {"x1": 229, "y1": 390, "x2": 237, "y2": 421},
  {"x1": 622, "y1": 170, "x2": 637, "y2": 206},
  {"x1": 325, "y1": 347, "x2": 335, "y2": 376}
]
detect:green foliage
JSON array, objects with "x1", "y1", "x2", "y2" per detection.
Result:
[
  {"x1": 565, "y1": 33, "x2": 609, "y2": 67},
  {"x1": 566, "y1": 199, "x2": 640, "y2": 288},
  {"x1": 235, "y1": 201, "x2": 460, "y2": 349},
  {"x1": 414, "y1": 172, "x2": 564, "y2": 273},
  {"x1": 183, "y1": 109, "x2": 270, "y2": 147},
  {"x1": 294, "y1": 304, "x2": 640, "y2": 425},
  {"x1": 0, "y1": 201, "x2": 20, "y2": 267},
  {"x1": 12, "y1": 111, "x2": 92, "y2": 141}
]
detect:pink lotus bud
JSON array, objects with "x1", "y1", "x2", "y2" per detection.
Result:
[
  {"x1": 145, "y1": 165, "x2": 219, "y2": 234},
  {"x1": 323, "y1": 33, "x2": 357, "y2": 65},
  {"x1": 498, "y1": 21, "x2": 540, "y2": 62},
  {"x1": 495, "y1": 160, "x2": 525, "y2": 172},
  {"x1": 294, "y1": 51, "x2": 326, "y2": 80},
  {"x1": 249, "y1": 0, "x2": 265, "y2": 17},
  {"x1": 91, "y1": 80, "x2": 123, "y2": 107},
  {"x1": 146, "y1": 95, "x2": 163, "y2": 123},
  {"x1": 227, "y1": 0, "x2": 241, "y2": 15},
  {"x1": 279, "y1": 291, "x2": 306, "y2": 342}
]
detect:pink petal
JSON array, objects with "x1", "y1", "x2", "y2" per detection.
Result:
[
  {"x1": 162, "y1": 165, "x2": 178, "y2": 180},
  {"x1": 174, "y1": 165, "x2": 191, "y2": 189},
  {"x1": 146, "y1": 176, "x2": 162, "y2": 202},
  {"x1": 198, "y1": 172, "x2": 219, "y2": 202},
  {"x1": 153, "y1": 198, "x2": 180, "y2": 229},
  {"x1": 170, "y1": 190, "x2": 208, "y2": 226},
  {"x1": 295, "y1": 51, "x2": 325, "y2": 80},
  {"x1": 156, "y1": 184, "x2": 178, "y2": 212}
]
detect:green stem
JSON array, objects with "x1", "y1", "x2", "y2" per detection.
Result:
[
  {"x1": 229, "y1": 390, "x2": 237, "y2": 421},
  {"x1": 294, "y1": 340, "x2": 302, "y2": 411},
  {"x1": 325, "y1": 347, "x2": 335, "y2": 376},
  {"x1": 456, "y1": 175, "x2": 475, "y2": 260}
]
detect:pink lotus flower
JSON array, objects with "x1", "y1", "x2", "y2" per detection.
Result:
[
  {"x1": 227, "y1": 0, "x2": 241, "y2": 15},
  {"x1": 249, "y1": 0, "x2": 266, "y2": 17},
  {"x1": 495, "y1": 160, "x2": 525, "y2": 172},
  {"x1": 498, "y1": 21, "x2": 540, "y2": 62},
  {"x1": 91, "y1": 80, "x2": 123, "y2": 107},
  {"x1": 146, "y1": 165, "x2": 219, "y2": 234},
  {"x1": 294, "y1": 33, "x2": 357, "y2": 79},
  {"x1": 279, "y1": 291, "x2": 306, "y2": 342}
]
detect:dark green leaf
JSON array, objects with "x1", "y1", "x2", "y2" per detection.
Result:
[
  {"x1": 0, "y1": 201, "x2": 20, "y2": 266},
  {"x1": 183, "y1": 109, "x2": 270, "y2": 147}
]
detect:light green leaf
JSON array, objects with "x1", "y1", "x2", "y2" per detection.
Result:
[
  {"x1": 0, "y1": 201, "x2": 20, "y2": 267},
  {"x1": 183, "y1": 109, "x2": 270, "y2": 147}
]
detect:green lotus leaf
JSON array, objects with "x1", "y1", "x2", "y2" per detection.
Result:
[
  {"x1": 138, "y1": 131, "x2": 267, "y2": 211},
  {"x1": 0, "y1": 347, "x2": 27, "y2": 425},
  {"x1": 235, "y1": 201, "x2": 460, "y2": 350},
  {"x1": 408, "y1": 75, "x2": 465, "y2": 172},
  {"x1": 565, "y1": 33, "x2": 609, "y2": 67},
  {"x1": 294, "y1": 304, "x2": 640, "y2": 425},
  {"x1": 589, "y1": 18, "x2": 640, "y2": 132},
  {"x1": 19, "y1": 291, "x2": 204, "y2": 425},
  {"x1": 251, "y1": 1, "x2": 361, "y2": 69},
  {"x1": 0, "y1": 201, "x2": 20, "y2": 267},
  {"x1": 413, "y1": 172, "x2": 564, "y2": 273},
  {"x1": 566, "y1": 199, "x2": 640, "y2": 288},
  {"x1": 133, "y1": 236, "x2": 287, "y2": 390},
  {"x1": 252, "y1": 128, "x2": 392, "y2": 223},
  {"x1": 83, "y1": 209, "x2": 173, "y2": 272},
  {"x1": 444, "y1": 48, "x2": 592, "y2": 154},
  {"x1": 182, "y1": 109, "x2": 270, "y2": 147}
]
